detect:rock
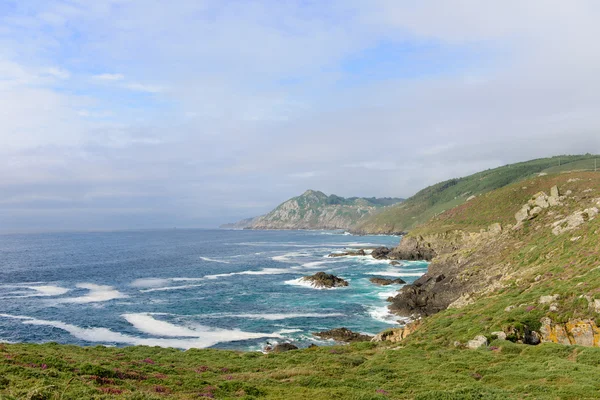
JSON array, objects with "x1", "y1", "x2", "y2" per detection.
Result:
[
  {"x1": 531, "y1": 192, "x2": 550, "y2": 209},
  {"x1": 328, "y1": 249, "x2": 366, "y2": 257},
  {"x1": 314, "y1": 328, "x2": 373, "y2": 343},
  {"x1": 529, "y1": 206, "x2": 543, "y2": 218},
  {"x1": 300, "y1": 272, "x2": 349, "y2": 288},
  {"x1": 504, "y1": 305, "x2": 516, "y2": 312},
  {"x1": 389, "y1": 261, "x2": 401, "y2": 266},
  {"x1": 539, "y1": 294, "x2": 560, "y2": 304},
  {"x1": 271, "y1": 343, "x2": 298, "y2": 353},
  {"x1": 388, "y1": 236, "x2": 437, "y2": 261},
  {"x1": 467, "y1": 195, "x2": 476, "y2": 201},
  {"x1": 515, "y1": 205, "x2": 531, "y2": 224},
  {"x1": 551, "y1": 186, "x2": 560, "y2": 198},
  {"x1": 371, "y1": 247, "x2": 392, "y2": 260},
  {"x1": 540, "y1": 318, "x2": 600, "y2": 347},
  {"x1": 467, "y1": 335, "x2": 488, "y2": 349},
  {"x1": 488, "y1": 223, "x2": 502, "y2": 235},
  {"x1": 491, "y1": 331, "x2": 507, "y2": 340},
  {"x1": 369, "y1": 277, "x2": 406, "y2": 286},
  {"x1": 307, "y1": 344, "x2": 318, "y2": 349},
  {"x1": 448, "y1": 293, "x2": 475, "y2": 309},
  {"x1": 552, "y1": 208, "x2": 598, "y2": 235},
  {"x1": 371, "y1": 321, "x2": 421, "y2": 343},
  {"x1": 549, "y1": 303, "x2": 559, "y2": 312}
]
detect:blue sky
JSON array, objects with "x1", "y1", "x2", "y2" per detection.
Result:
[{"x1": 1, "y1": 1, "x2": 600, "y2": 231}]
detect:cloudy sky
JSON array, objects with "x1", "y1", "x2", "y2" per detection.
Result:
[{"x1": 1, "y1": 1, "x2": 600, "y2": 232}]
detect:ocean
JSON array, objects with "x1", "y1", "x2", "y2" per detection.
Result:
[{"x1": 0, "y1": 229, "x2": 427, "y2": 351}]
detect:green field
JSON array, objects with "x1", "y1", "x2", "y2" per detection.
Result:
[{"x1": 354, "y1": 154, "x2": 600, "y2": 234}]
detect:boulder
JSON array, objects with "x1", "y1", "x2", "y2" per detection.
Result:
[
  {"x1": 467, "y1": 335, "x2": 488, "y2": 349},
  {"x1": 539, "y1": 294, "x2": 560, "y2": 304},
  {"x1": 491, "y1": 331, "x2": 507, "y2": 340},
  {"x1": 371, "y1": 247, "x2": 392, "y2": 260},
  {"x1": 369, "y1": 277, "x2": 406, "y2": 286},
  {"x1": 300, "y1": 272, "x2": 349, "y2": 288},
  {"x1": 313, "y1": 328, "x2": 373, "y2": 343},
  {"x1": 372, "y1": 321, "x2": 421, "y2": 343},
  {"x1": 271, "y1": 343, "x2": 298, "y2": 353},
  {"x1": 389, "y1": 261, "x2": 401, "y2": 266}
]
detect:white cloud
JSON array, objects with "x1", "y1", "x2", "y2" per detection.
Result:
[
  {"x1": 93, "y1": 73, "x2": 124, "y2": 81},
  {"x1": 122, "y1": 82, "x2": 164, "y2": 93}
]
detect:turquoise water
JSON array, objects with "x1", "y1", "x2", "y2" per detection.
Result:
[{"x1": 0, "y1": 229, "x2": 427, "y2": 350}]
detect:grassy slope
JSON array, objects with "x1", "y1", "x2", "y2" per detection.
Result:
[
  {"x1": 3, "y1": 171, "x2": 600, "y2": 399},
  {"x1": 406, "y1": 172, "x2": 600, "y2": 346},
  {"x1": 354, "y1": 154, "x2": 599, "y2": 234}
]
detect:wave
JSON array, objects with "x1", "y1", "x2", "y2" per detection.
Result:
[
  {"x1": 0, "y1": 313, "x2": 282, "y2": 349},
  {"x1": 367, "y1": 306, "x2": 402, "y2": 325},
  {"x1": 54, "y1": 283, "x2": 128, "y2": 304},
  {"x1": 130, "y1": 278, "x2": 172, "y2": 288},
  {"x1": 0, "y1": 285, "x2": 70, "y2": 298},
  {"x1": 204, "y1": 268, "x2": 292, "y2": 280},
  {"x1": 284, "y1": 278, "x2": 348, "y2": 290},
  {"x1": 205, "y1": 312, "x2": 346, "y2": 320},
  {"x1": 199, "y1": 257, "x2": 230, "y2": 264},
  {"x1": 140, "y1": 283, "x2": 204, "y2": 293}
]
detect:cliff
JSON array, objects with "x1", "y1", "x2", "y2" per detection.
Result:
[
  {"x1": 223, "y1": 190, "x2": 403, "y2": 230},
  {"x1": 387, "y1": 171, "x2": 600, "y2": 349}
]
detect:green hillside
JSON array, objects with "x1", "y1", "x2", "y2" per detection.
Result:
[
  {"x1": 3, "y1": 171, "x2": 600, "y2": 399},
  {"x1": 353, "y1": 154, "x2": 599, "y2": 234}
]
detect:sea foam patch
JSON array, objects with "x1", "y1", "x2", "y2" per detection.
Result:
[
  {"x1": 54, "y1": 283, "x2": 128, "y2": 304},
  {"x1": 0, "y1": 313, "x2": 282, "y2": 349},
  {"x1": 199, "y1": 257, "x2": 230, "y2": 264},
  {"x1": 130, "y1": 278, "x2": 172, "y2": 288}
]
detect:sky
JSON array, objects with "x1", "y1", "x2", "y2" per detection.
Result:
[{"x1": 1, "y1": 0, "x2": 600, "y2": 232}]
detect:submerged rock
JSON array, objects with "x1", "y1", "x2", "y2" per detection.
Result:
[
  {"x1": 313, "y1": 327, "x2": 373, "y2": 343},
  {"x1": 300, "y1": 272, "x2": 349, "y2": 288},
  {"x1": 369, "y1": 277, "x2": 406, "y2": 286},
  {"x1": 328, "y1": 249, "x2": 366, "y2": 258}
]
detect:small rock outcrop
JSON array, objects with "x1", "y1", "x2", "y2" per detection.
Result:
[
  {"x1": 300, "y1": 272, "x2": 349, "y2": 288},
  {"x1": 552, "y1": 207, "x2": 598, "y2": 235},
  {"x1": 467, "y1": 335, "x2": 488, "y2": 349},
  {"x1": 371, "y1": 321, "x2": 421, "y2": 343},
  {"x1": 371, "y1": 247, "x2": 392, "y2": 260},
  {"x1": 328, "y1": 249, "x2": 366, "y2": 257},
  {"x1": 313, "y1": 328, "x2": 373, "y2": 343},
  {"x1": 369, "y1": 277, "x2": 406, "y2": 286},
  {"x1": 269, "y1": 343, "x2": 299, "y2": 353},
  {"x1": 514, "y1": 186, "x2": 562, "y2": 226},
  {"x1": 540, "y1": 318, "x2": 600, "y2": 346}
]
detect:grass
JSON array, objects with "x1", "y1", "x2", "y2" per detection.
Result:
[
  {"x1": 3, "y1": 340, "x2": 600, "y2": 399},
  {"x1": 3, "y1": 169, "x2": 600, "y2": 399},
  {"x1": 354, "y1": 154, "x2": 600, "y2": 234}
]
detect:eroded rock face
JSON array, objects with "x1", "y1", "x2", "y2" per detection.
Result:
[
  {"x1": 371, "y1": 321, "x2": 421, "y2": 343},
  {"x1": 300, "y1": 272, "x2": 349, "y2": 288},
  {"x1": 313, "y1": 328, "x2": 373, "y2": 343},
  {"x1": 369, "y1": 277, "x2": 406, "y2": 286},
  {"x1": 371, "y1": 247, "x2": 392, "y2": 260},
  {"x1": 540, "y1": 318, "x2": 600, "y2": 347},
  {"x1": 552, "y1": 207, "x2": 598, "y2": 235},
  {"x1": 514, "y1": 187, "x2": 562, "y2": 226}
]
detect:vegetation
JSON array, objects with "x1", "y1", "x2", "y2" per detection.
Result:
[
  {"x1": 3, "y1": 162, "x2": 600, "y2": 399},
  {"x1": 354, "y1": 154, "x2": 599, "y2": 234}
]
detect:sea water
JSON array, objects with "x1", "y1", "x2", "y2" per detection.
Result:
[{"x1": 0, "y1": 229, "x2": 427, "y2": 350}]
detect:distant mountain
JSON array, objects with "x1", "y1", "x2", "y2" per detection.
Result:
[{"x1": 220, "y1": 190, "x2": 403, "y2": 230}]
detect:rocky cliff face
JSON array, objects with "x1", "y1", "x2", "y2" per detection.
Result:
[{"x1": 229, "y1": 190, "x2": 403, "y2": 230}]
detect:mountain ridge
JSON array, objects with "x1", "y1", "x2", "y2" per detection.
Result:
[{"x1": 221, "y1": 190, "x2": 404, "y2": 230}]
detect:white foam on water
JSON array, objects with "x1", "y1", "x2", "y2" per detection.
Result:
[
  {"x1": 140, "y1": 284, "x2": 204, "y2": 293},
  {"x1": 130, "y1": 278, "x2": 172, "y2": 288},
  {"x1": 272, "y1": 252, "x2": 308, "y2": 262},
  {"x1": 367, "y1": 306, "x2": 400, "y2": 325},
  {"x1": 0, "y1": 313, "x2": 282, "y2": 349},
  {"x1": 376, "y1": 289, "x2": 400, "y2": 299},
  {"x1": 199, "y1": 257, "x2": 230, "y2": 264},
  {"x1": 284, "y1": 277, "x2": 347, "y2": 290},
  {"x1": 122, "y1": 313, "x2": 211, "y2": 337},
  {"x1": 204, "y1": 268, "x2": 291, "y2": 280},
  {"x1": 276, "y1": 328, "x2": 303, "y2": 334},
  {"x1": 54, "y1": 283, "x2": 128, "y2": 304},
  {"x1": 207, "y1": 312, "x2": 346, "y2": 320},
  {"x1": 29, "y1": 285, "x2": 70, "y2": 296}
]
